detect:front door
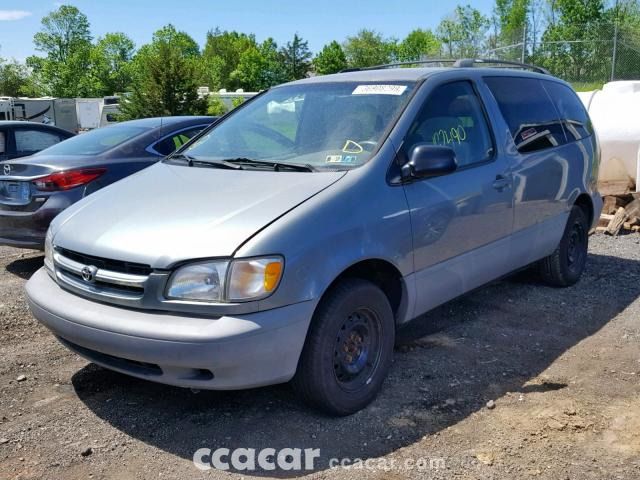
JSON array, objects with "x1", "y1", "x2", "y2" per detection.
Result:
[{"x1": 401, "y1": 80, "x2": 514, "y2": 315}]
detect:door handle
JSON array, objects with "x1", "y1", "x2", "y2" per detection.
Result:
[{"x1": 492, "y1": 175, "x2": 511, "y2": 191}]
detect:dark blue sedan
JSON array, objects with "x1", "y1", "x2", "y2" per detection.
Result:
[{"x1": 0, "y1": 116, "x2": 216, "y2": 248}]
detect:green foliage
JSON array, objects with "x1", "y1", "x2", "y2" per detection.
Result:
[
  {"x1": 313, "y1": 41, "x2": 347, "y2": 74},
  {"x1": 396, "y1": 29, "x2": 442, "y2": 61},
  {"x1": 231, "y1": 96, "x2": 245, "y2": 108},
  {"x1": 119, "y1": 25, "x2": 207, "y2": 120},
  {"x1": 91, "y1": 33, "x2": 135, "y2": 95},
  {"x1": 343, "y1": 30, "x2": 393, "y2": 68},
  {"x1": 538, "y1": 0, "x2": 607, "y2": 81},
  {"x1": 231, "y1": 38, "x2": 287, "y2": 91},
  {"x1": 280, "y1": 34, "x2": 312, "y2": 80},
  {"x1": 207, "y1": 94, "x2": 228, "y2": 115},
  {"x1": 202, "y1": 30, "x2": 256, "y2": 90},
  {"x1": 7, "y1": 1, "x2": 640, "y2": 107},
  {"x1": 27, "y1": 5, "x2": 98, "y2": 97},
  {"x1": 494, "y1": 0, "x2": 529, "y2": 44},
  {"x1": 0, "y1": 58, "x2": 36, "y2": 96},
  {"x1": 153, "y1": 24, "x2": 201, "y2": 57}
]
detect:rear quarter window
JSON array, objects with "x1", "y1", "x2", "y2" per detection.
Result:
[
  {"x1": 151, "y1": 126, "x2": 205, "y2": 156},
  {"x1": 484, "y1": 76, "x2": 566, "y2": 153},
  {"x1": 14, "y1": 129, "x2": 63, "y2": 154},
  {"x1": 541, "y1": 81, "x2": 594, "y2": 141}
]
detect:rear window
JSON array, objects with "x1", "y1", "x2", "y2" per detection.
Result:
[
  {"x1": 39, "y1": 124, "x2": 148, "y2": 156},
  {"x1": 484, "y1": 76, "x2": 566, "y2": 153},
  {"x1": 541, "y1": 81, "x2": 593, "y2": 141}
]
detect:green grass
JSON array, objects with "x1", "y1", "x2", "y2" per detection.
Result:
[{"x1": 571, "y1": 81, "x2": 605, "y2": 92}]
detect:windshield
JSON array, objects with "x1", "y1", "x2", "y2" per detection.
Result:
[
  {"x1": 39, "y1": 124, "x2": 149, "y2": 156},
  {"x1": 182, "y1": 82, "x2": 415, "y2": 170}
]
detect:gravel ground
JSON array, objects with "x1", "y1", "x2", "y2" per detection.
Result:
[{"x1": 0, "y1": 233, "x2": 639, "y2": 479}]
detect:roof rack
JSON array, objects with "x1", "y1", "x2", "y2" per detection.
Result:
[{"x1": 341, "y1": 58, "x2": 550, "y2": 75}]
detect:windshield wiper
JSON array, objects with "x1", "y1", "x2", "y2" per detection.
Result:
[
  {"x1": 221, "y1": 157, "x2": 316, "y2": 172},
  {"x1": 168, "y1": 153, "x2": 242, "y2": 170}
]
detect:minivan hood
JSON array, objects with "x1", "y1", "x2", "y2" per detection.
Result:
[{"x1": 52, "y1": 162, "x2": 345, "y2": 268}]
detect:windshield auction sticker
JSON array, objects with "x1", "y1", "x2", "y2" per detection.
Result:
[{"x1": 352, "y1": 85, "x2": 407, "y2": 95}]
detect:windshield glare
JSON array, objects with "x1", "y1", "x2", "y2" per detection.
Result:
[
  {"x1": 39, "y1": 125, "x2": 148, "y2": 156},
  {"x1": 183, "y1": 82, "x2": 415, "y2": 170}
]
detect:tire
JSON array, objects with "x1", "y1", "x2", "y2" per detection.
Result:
[
  {"x1": 292, "y1": 278, "x2": 395, "y2": 416},
  {"x1": 539, "y1": 206, "x2": 589, "y2": 287}
]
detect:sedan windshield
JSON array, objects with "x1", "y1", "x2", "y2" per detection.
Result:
[
  {"x1": 182, "y1": 82, "x2": 415, "y2": 170},
  {"x1": 38, "y1": 124, "x2": 148, "y2": 156}
]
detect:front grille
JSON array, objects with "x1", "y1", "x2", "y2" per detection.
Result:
[
  {"x1": 57, "y1": 247, "x2": 152, "y2": 276},
  {"x1": 53, "y1": 248, "x2": 150, "y2": 302},
  {"x1": 61, "y1": 268, "x2": 144, "y2": 295}
]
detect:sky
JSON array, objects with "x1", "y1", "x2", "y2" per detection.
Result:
[{"x1": 0, "y1": 0, "x2": 495, "y2": 61}]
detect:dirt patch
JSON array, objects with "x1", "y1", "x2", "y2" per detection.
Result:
[{"x1": 0, "y1": 234, "x2": 639, "y2": 479}]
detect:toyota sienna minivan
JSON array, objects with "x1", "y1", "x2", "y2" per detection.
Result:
[{"x1": 26, "y1": 60, "x2": 602, "y2": 415}]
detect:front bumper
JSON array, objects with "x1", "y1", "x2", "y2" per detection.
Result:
[{"x1": 26, "y1": 268, "x2": 316, "y2": 389}]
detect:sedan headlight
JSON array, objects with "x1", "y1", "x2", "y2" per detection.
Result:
[
  {"x1": 44, "y1": 229, "x2": 54, "y2": 273},
  {"x1": 165, "y1": 256, "x2": 283, "y2": 303}
]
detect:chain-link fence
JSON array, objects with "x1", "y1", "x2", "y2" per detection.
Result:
[{"x1": 483, "y1": 22, "x2": 640, "y2": 90}]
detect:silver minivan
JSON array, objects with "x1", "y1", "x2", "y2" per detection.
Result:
[{"x1": 26, "y1": 61, "x2": 602, "y2": 415}]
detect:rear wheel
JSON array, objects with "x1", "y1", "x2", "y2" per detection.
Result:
[
  {"x1": 539, "y1": 206, "x2": 589, "y2": 287},
  {"x1": 292, "y1": 278, "x2": 395, "y2": 416}
]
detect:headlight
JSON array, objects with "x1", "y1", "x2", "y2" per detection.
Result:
[
  {"x1": 44, "y1": 229, "x2": 54, "y2": 272},
  {"x1": 166, "y1": 261, "x2": 228, "y2": 302},
  {"x1": 165, "y1": 256, "x2": 283, "y2": 303}
]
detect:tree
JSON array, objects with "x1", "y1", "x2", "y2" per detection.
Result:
[
  {"x1": 120, "y1": 25, "x2": 207, "y2": 119},
  {"x1": 280, "y1": 34, "x2": 312, "y2": 80},
  {"x1": 0, "y1": 58, "x2": 35, "y2": 96},
  {"x1": 396, "y1": 29, "x2": 441, "y2": 61},
  {"x1": 495, "y1": 0, "x2": 530, "y2": 45},
  {"x1": 231, "y1": 38, "x2": 287, "y2": 91},
  {"x1": 153, "y1": 24, "x2": 200, "y2": 57},
  {"x1": 207, "y1": 94, "x2": 227, "y2": 115},
  {"x1": 540, "y1": 0, "x2": 606, "y2": 81},
  {"x1": 91, "y1": 33, "x2": 135, "y2": 95},
  {"x1": 27, "y1": 5, "x2": 99, "y2": 97},
  {"x1": 202, "y1": 29, "x2": 256, "y2": 90},
  {"x1": 313, "y1": 41, "x2": 347, "y2": 74},
  {"x1": 437, "y1": 5, "x2": 490, "y2": 58},
  {"x1": 343, "y1": 30, "x2": 393, "y2": 68}
]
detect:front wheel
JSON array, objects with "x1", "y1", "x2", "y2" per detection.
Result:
[
  {"x1": 292, "y1": 278, "x2": 395, "y2": 416},
  {"x1": 539, "y1": 206, "x2": 589, "y2": 287}
]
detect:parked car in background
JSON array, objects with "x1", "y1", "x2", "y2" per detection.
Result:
[
  {"x1": 26, "y1": 61, "x2": 601, "y2": 415},
  {"x1": 0, "y1": 122, "x2": 75, "y2": 161},
  {"x1": 0, "y1": 116, "x2": 216, "y2": 248}
]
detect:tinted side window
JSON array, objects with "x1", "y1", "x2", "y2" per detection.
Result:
[
  {"x1": 152, "y1": 126, "x2": 205, "y2": 156},
  {"x1": 484, "y1": 77, "x2": 565, "y2": 153},
  {"x1": 405, "y1": 81, "x2": 493, "y2": 168},
  {"x1": 542, "y1": 81, "x2": 593, "y2": 141},
  {"x1": 15, "y1": 129, "x2": 62, "y2": 154}
]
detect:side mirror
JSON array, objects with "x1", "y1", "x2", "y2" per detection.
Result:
[{"x1": 402, "y1": 144, "x2": 457, "y2": 180}]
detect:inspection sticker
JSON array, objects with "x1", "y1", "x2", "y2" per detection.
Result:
[
  {"x1": 326, "y1": 154, "x2": 344, "y2": 163},
  {"x1": 352, "y1": 84, "x2": 407, "y2": 95}
]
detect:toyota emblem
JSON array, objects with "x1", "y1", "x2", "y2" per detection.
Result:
[
  {"x1": 3, "y1": 164, "x2": 10, "y2": 176},
  {"x1": 81, "y1": 265, "x2": 98, "y2": 283}
]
